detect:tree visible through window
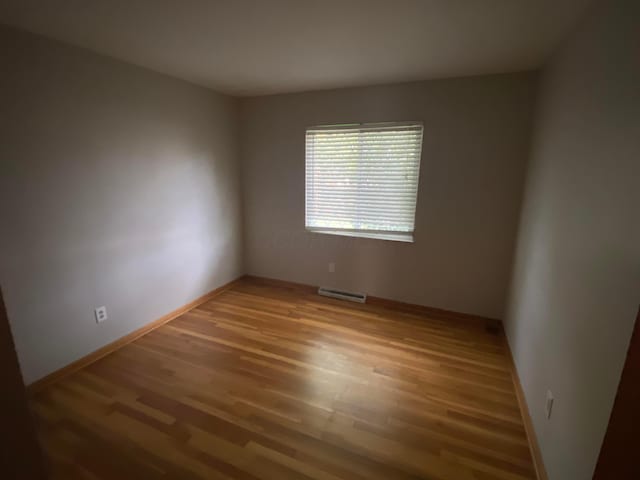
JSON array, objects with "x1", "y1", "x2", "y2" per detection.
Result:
[{"x1": 305, "y1": 122, "x2": 423, "y2": 242}]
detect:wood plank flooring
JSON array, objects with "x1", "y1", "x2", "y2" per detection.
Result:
[{"x1": 30, "y1": 278, "x2": 535, "y2": 480}]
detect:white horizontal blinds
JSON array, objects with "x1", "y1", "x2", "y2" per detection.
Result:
[{"x1": 305, "y1": 122, "x2": 423, "y2": 237}]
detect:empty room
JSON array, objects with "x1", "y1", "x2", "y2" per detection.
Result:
[{"x1": 1, "y1": 1, "x2": 638, "y2": 479}]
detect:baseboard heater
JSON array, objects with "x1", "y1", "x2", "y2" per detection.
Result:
[{"x1": 318, "y1": 287, "x2": 367, "y2": 303}]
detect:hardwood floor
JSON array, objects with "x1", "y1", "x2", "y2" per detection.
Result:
[{"x1": 31, "y1": 278, "x2": 535, "y2": 480}]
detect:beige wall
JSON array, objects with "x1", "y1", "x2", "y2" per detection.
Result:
[
  {"x1": 504, "y1": 0, "x2": 640, "y2": 478},
  {"x1": 0, "y1": 27, "x2": 243, "y2": 384},
  {"x1": 239, "y1": 73, "x2": 537, "y2": 318}
]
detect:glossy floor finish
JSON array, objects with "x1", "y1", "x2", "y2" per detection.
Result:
[{"x1": 31, "y1": 279, "x2": 535, "y2": 479}]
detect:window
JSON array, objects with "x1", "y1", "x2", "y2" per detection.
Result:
[{"x1": 305, "y1": 122, "x2": 423, "y2": 242}]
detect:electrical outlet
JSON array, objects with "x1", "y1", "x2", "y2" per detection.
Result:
[
  {"x1": 545, "y1": 390, "x2": 554, "y2": 419},
  {"x1": 328, "y1": 262, "x2": 335, "y2": 273},
  {"x1": 94, "y1": 306, "x2": 108, "y2": 323}
]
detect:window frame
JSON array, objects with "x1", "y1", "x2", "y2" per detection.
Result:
[{"x1": 304, "y1": 121, "x2": 423, "y2": 243}]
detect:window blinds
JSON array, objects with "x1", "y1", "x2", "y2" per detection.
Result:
[{"x1": 305, "y1": 122, "x2": 423, "y2": 242}]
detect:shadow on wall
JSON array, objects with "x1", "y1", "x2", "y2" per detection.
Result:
[{"x1": 504, "y1": 0, "x2": 640, "y2": 477}]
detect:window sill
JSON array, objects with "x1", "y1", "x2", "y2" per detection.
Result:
[{"x1": 306, "y1": 228, "x2": 414, "y2": 243}]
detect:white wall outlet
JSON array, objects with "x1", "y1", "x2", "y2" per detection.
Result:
[
  {"x1": 328, "y1": 262, "x2": 336, "y2": 273},
  {"x1": 94, "y1": 306, "x2": 108, "y2": 323},
  {"x1": 545, "y1": 390, "x2": 554, "y2": 419}
]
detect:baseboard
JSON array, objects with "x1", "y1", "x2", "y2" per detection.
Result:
[
  {"x1": 244, "y1": 275, "x2": 500, "y2": 328},
  {"x1": 246, "y1": 275, "x2": 545, "y2": 474},
  {"x1": 30, "y1": 271, "x2": 543, "y2": 478},
  {"x1": 367, "y1": 294, "x2": 500, "y2": 328},
  {"x1": 243, "y1": 275, "x2": 317, "y2": 294},
  {"x1": 502, "y1": 330, "x2": 549, "y2": 480},
  {"x1": 27, "y1": 275, "x2": 244, "y2": 394}
]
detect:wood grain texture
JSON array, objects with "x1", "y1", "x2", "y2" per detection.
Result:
[
  {"x1": 248, "y1": 275, "x2": 500, "y2": 330},
  {"x1": 28, "y1": 276, "x2": 243, "y2": 394},
  {"x1": 367, "y1": 295, "x2": 500, "y2": 329},
  {"x1": 31, "y1": 278, "x2": 536, "y2": 479},
  {"x1": 501, "y1": 331, "x2": 548, "y2": 480}
]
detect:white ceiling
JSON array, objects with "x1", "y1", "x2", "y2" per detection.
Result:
[{"x1": 0, "y1": 0, "x2": 592, "y2": 97}]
